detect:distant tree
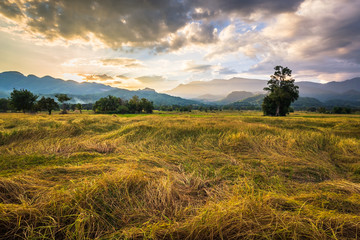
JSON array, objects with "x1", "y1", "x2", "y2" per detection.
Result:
[
  {"x1": 37, "y1": 97, "x2": 59, "y2": 115},
  {"x1": 141, "y1": 98, "x2": 154, "y2": 113},
  {"x1": 82, "y1": 103, "x2": 94, "y2": 110},
  {"x1": 179, "y1": 105, "x2": 192, "y2": 112},
  {"x1": 344, "y1": 107, "x2": 352, "y2": 114},
  {"x1": 93, "y1": 95, "x2": 123, "y2": 113},
  {"x1": 160, "y1": 105, "x2": 173, "y2": 111},
  {"x1": 307, "y1": 107, "x2": 317, "y2": 112},
  {"x1": 10, "y1": 89, "x2": 38, "y2": 113},
  {"x1": 333, "y1": 106, "x2": 342, "y2": 114},
  {"x1": 55, "y1": 94, "x2": 71, "y2": 114},
  {"x1": 333, "y1": 106, "x2": 352, "y2": 114},
  {"x1": 127, "y1": 95, "x2": 142, "y2": 113},
  {"x1": 317, "y1": 107, "x2": 327, "y2": 114},
  {"x1": 0, "y1": 98, "x2": 10, "y2": 112},
  {"x1": 70, "y1": 104, "x2": 76, "y2": 111},
  {"x1": 262, "y1": 66, "x2": 299, "y2": 116},
  {"x1": 116, "y1": 105, "x2": 129, "y2": 114},
  {"x1": 93, "y1": 95, "x2": 153, "y2": 114},
  {"x1": 76, "y1": 103, "x2": 83, "y2": 113}
]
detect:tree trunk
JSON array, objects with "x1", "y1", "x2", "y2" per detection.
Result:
[
  {"x1": 276, "y1": 104, "x2": 280, "y2": 116},
  {"x1": 48, "y1": 110, "x2": 51, "y2": 115}
]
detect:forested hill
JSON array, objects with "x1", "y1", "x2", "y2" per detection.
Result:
[{"x1": 0, "y1": 71, "x2": 198, "y2": 106}]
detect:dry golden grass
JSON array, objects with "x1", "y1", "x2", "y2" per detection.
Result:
[{"x1": 0, "y1": 111, "x2": 360, "y2": 239}]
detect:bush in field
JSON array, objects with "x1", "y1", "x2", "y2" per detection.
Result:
[
  {"x1": 262, "y1": 66, "x2": 299, "y2": 116},
  {"x1": 10, "y1": 89, "x2": 38, "y2": 113},
  {"x1": 93, "y1": 95, "x2": 154, "y2": 114},
  {"x1": 0, "y1": 98, "x2": 10, "y2": 112},
  {"x1": 37, "y1": 97, "x2": 59, "y2": 115},
  {"x1": 93, "y1": 95, "x2": 123, "y2": 113},
  {"x1": 55, "y1": 94, "x2": 71, "y2": 114}
]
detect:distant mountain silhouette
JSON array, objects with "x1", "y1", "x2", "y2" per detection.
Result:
[
  {"x1": 226, "y1": 95, "x2": 332, "y2": 110},
  {"x1": 166, "y1": 78, "x2": 267, "y2": 99},
  {"x1": 1, "y1": 71, "x2": 359, "y2": 107},
  {"x1": 192, "y1": 94, "x2": 225, "y2": 102},
  {"x1": 0, "y1": 71, "x2": 113, "y2": 94},
  {"x1": 0, "y1": 71, "x2": 198, "y2": 106},
  {"x1": 296, "y1": 78, "x2": 360, "y2": 101},
  {"x1": 167, "y1": 77, "x2": 360, "y2": 103},
  {"x1": 218, "y1": 91, "x2": 254, "y2": 104},
  {"x1": 230, "y1": 94, "x2": 265, "y2": 107}
]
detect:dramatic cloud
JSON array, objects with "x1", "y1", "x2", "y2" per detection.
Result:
[
  {"x1": 101, "y1": 58, "x2": 143, "y2": 68},
  {"x1": 0, "y1": 0, "x2": 359, "y2": 86},
  {"x1": 0, "y1": 0, "x2": 304, "y2": 49},
  {"x1": 134, "y1": 75, "x2": 178, "y2": 91},
  {"x1": 184, "y1": 61, "x2": 212, "y2": 73},
  {"x1": 78, "y1": 73, "x2": 113, "y2": 81},
  {"x1": 0, "y1": 0, "x2": 190, "y2": 48},
  {"x1": 136, "y1": 75, "x2": 166, "y2": 83},
  {"x1": 217, "y1": 67, "x2": 238, "y2": 75},
  {"x1": 0, "y1": 0, "x2": 22, "y2": 19},
  {"x1": 111, "y1": 80, "x2": 122, "y2": 85},
  {"x1": 202, "y1": 0, "x2": 360, "y2": 81},
  {"x1": 189, "y1": 0, "x2": 303, "y2": 16},
  {"x1": 116, "y1": 74, "x2": 130, "y2": 80}
]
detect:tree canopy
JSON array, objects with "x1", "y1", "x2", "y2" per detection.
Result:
[
  {"x1": 93, "y1": 95, "x2": 154, "y2": 114},
  {"x1": 10, "y1": 89, "x2": 38, "y2": 113},
  {"x1": 262, "y1": 66, "x2": 299, "y2": 116},
  {"x1": 55, "y1": 94, "x2": 71, "y2": 114},
  {"x1": 55, "y1": 94, "x2": 71, "y2": 103},
  {"x1": 93, "y1": 95, "x2": 124, "y2": 113},
  {"x1": 37, "y1": 97, "x2": 59, "y2": 115}
]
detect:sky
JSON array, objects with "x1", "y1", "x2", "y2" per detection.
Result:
[{"x1": 0, "y1": 0, "x2": 360, "y2": 92}]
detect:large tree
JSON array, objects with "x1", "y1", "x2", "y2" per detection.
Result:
[
  {"x1": 262, "y1": 66, "x2": 299, "y2": 116},
  {"x1": 37, "y1": 97, "x2": 59, "y2": 115},
  {"x1": 10, "y1": 89, "x2": 38, "y2": 113},
  {"x1": 55, "y1": 94, "x2": 71, "y2": 114}
]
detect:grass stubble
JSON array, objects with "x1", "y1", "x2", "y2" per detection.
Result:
[{"x1": 0, "y1": 111, "x2": 359, "y2": 239}]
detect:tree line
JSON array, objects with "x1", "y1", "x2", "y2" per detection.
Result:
[
  {"x1": 0, "y1": 66, "x2": 358, "y2": 116},
  {"x1": 0, "y1": 89, "x2": 154, "y2": 114},
  {"x1": 0, "y1": 89, "x2": 64, "y2": 114}
]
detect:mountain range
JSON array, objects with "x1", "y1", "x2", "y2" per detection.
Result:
[
  {"x1": 166, "y1": 78, "x2": 267, "y2": 99},
  {"x1": 166, "y1": 77, "x2": 360, "y2": 103},
  {"x1": 0, "y1": 71, "x2": 197, "y2": 106},
  {"x1": 225, "y1": 94, "x2": 326, "y2": 110},
  {"x1": 0, "y1": 71, "x2": 359, "y2": 107}
]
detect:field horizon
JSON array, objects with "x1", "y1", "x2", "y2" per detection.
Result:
[{"x1": 1, "y1": 111, "x2": 360, "y2": 239}]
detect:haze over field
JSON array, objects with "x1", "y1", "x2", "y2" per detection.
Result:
[{"x1": 1, "y1": 0, "x2": 360, "y2": 93}]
